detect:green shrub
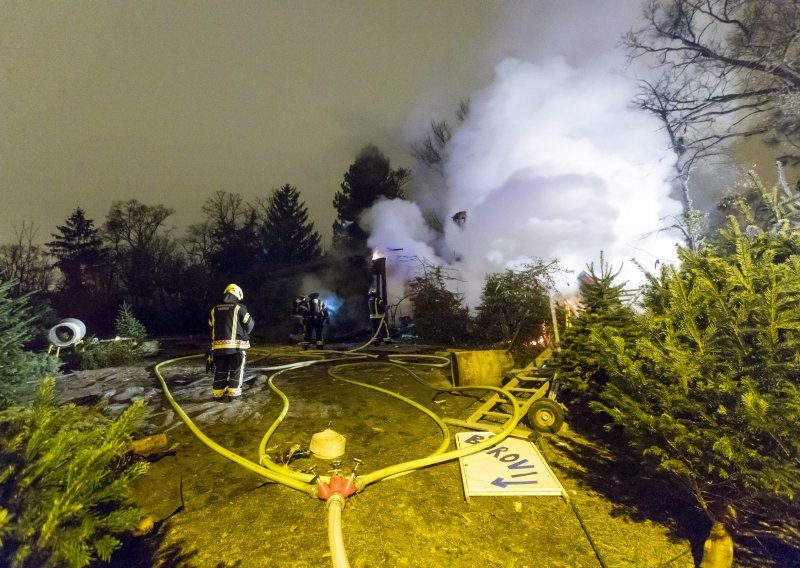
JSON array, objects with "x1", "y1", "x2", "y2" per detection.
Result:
[
  {"x1": 475, "y1": 260, "x2": 558, "y2": 360},
  {"x1": 408, "y1": 264, "x2": 470, "y2": 344},
  {"x1": 70, "y1": 339, "x2": 139, "y2": 371},
  {"x1": 0, "y1": 378, "x2": 148, "y2": 567},
  {"x1": 114, "y1": 302, "x2": 147, "y2": 344}
]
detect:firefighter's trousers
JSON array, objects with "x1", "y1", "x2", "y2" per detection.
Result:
[
  {"x1": 304, "y1": 316, "x2": 325, "y2": 347},
  {"x1": 212, "y1": 351, "x2": 246, "y2": 398},
  {"x1": 370, "y1": 315, "x2": 391, "y2": 343}
]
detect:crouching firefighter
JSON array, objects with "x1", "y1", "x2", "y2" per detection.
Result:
[
  {"x1": 303, "y1": 292, "x2": 329, "y2": 349},
  {"x1": 368, "y1": 288, "x2": 391, "y2": 344},
  {"x1": 209, "y1": 283, "x2": 254, "y2": 401}
]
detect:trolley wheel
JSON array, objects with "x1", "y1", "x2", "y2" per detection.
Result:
[{"x1": 527, "y1": 398, "x2": 564, "y2": 434}]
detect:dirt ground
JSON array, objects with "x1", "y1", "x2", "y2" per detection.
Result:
[{"x1": 55, "y1": 341, "x2": 708, "y2": 568}]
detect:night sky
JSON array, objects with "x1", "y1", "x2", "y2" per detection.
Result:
[{"x1": 2, "y1": 1, "x2": 645, "y2": 248}]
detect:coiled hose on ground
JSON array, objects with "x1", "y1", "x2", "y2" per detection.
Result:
[{"x1": 154, "y1": 346, "x2": 525, "y2": 567}]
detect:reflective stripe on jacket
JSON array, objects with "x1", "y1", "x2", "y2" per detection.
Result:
[{"x1": 209, "y1": 301, "x2": 253, "y2": 351}]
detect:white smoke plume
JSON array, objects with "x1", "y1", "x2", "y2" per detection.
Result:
[
  {"x1": 364, "y1": 4, "x2": 684, "y2": 311},
  {"x1": 361, "y1": 197, "x2": 439, "y2": 311},
  {"x1": 442, "y1": 57, "x2": 682, "y2": 302}
]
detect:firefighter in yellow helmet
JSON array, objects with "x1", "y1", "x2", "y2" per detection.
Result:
[{"x1": 208, "y1": 283, "x2": 254, "y2": 400}]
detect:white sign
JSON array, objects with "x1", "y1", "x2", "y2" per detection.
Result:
[{"x1": 456, "y1": 432, "x2": 566, "y2": 497}]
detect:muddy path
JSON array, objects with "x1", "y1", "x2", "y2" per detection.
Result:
[{"x1": 56, "y1": 343, "x2": 699, "y2": 567}]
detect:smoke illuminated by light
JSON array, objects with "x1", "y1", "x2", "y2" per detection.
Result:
[
  {"x1": 442, "y1": 57, "x2": 682, "y2": 301},
  {"x1": 364, "y1": 55, "x2": 682, "y2": 308},
  {"x1": 362, "y1": 197, "x2": 440, "y2": 305},
  {"x1": 321, "y1": 294, "x2": 343, "y2": 314}
]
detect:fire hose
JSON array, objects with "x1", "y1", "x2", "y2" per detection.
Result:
[{"x1": 154, "y1": 350, "x2": 524, "y2": 567}]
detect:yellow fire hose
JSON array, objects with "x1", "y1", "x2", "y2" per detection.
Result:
[
  {"x1": 156, "y1": 351, "x2": 524, "y2": 489},
  {"x1": 154, "y1": 347, "x2": 525, "y2": 568},
  {"x1": 153, "y1": 355, "x2": 315, "y2": 495},
  {"x1": 326, "y1": 362, "x2": 522, "y2": 487}
]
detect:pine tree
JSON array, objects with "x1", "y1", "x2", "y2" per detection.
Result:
[
  {"x1": 0, "y1": 378, "x2": 148, "y2": 567},
  {"x1": 46, "y1": 208, "x2": 107, "y2": 292},
  {"x1": 589, "y1": 217, "x2": 800, "y2": 560},
  {"x1": 0, "y1": 279, "x2": 53, "y2": 409},
  {"x1": 332, "y1": 144, "x2": 409, "y2": 252},
  {"x1": 554, "y1": 254, "x2": 637, "y2": 398},
  {"x1": 256, "y1": 184, "x2": 321, "y2": 267}
]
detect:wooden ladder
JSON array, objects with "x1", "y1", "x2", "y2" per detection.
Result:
[{"x1": 443, "y1": 348, "x2": 553, "y2": 439}]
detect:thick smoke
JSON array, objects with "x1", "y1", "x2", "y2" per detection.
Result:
[
  {"x1": 443, "y1": 57, "x2": 682, "y2": 302},
  {"x1": 363, "y1": 3, "x2": 684, "y2": 311},
  {"x1": 364, "y1": 56, "x2": 682, "y2": 310},
  {"x1": 361, "y1": 198, "x2": 439, "y2": 313}
]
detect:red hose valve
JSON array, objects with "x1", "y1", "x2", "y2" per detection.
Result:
[{"x1": 317, "y1": 474, "x2": 357, "y2": 501}]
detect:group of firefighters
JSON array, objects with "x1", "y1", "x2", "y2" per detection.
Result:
[{"x1": 207, "y1": 283, "x2": 391, "y2": 401}]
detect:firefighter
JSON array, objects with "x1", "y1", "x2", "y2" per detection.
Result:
[
  {"x1": 367, "y1": 287, "x2": 391, "y2": 344},
  {"x1": 209, "y1": 283, "x2": 254, "y2": 401},
  {"x1": 292, "y1": 295, "x2": 310, "y2": 344},
  {"x1": 303, "y1": 292, "x2": 329, "y2": 349}
]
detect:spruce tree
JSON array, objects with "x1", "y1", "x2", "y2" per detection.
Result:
[
  {"x1": 554, "y1": 255, "x2": 637, "y2": 399},
  {"x1": 332, "y1": 144, "x2": 409, "y2": 252},
  {"x1": 115, "y1": 302, "x2": 147, "y2": 344},
  {"x1": 46, "y1": 208, "x2": 107, "y2": 292},
  {"x1": 590, "y1": 217, "x2": 800, "y2": 560},
  {"x1": 0, "y1": 279, "x2": 53, "y2": 409},
  {"x1": 0, "y1": 378, "x2": 148, "y2": 567},
  {"x1": 257, "y1": 184, "x2": 321, "y2": 267}
]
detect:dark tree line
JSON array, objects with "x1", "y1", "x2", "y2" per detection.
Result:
[
  {"x1": 0, "y1": 144, "x2": 408, "y2": 338},
  {"x1": 42, "y1": 186, "x2": 322, "y2": 335}
]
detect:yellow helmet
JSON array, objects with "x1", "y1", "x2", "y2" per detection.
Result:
[{"x1": 224, "y1": 283, "x2": 244, "y2": 301}]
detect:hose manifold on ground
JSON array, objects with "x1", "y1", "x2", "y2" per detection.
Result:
[{"x1": 316, "y1": 474, "x2": 358, "y2": 501}]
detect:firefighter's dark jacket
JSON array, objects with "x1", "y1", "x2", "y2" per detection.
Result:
[
  {"x1": 209, "y1": 293, "x2": 254, "y2": 353},
  {"x1": 296, "y1": 296, "x2": 329, "y2": 321}
]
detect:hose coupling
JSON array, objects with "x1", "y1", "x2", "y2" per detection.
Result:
[{"x1": 326, "y1": 493, "x2": 346, "y2": 510}]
